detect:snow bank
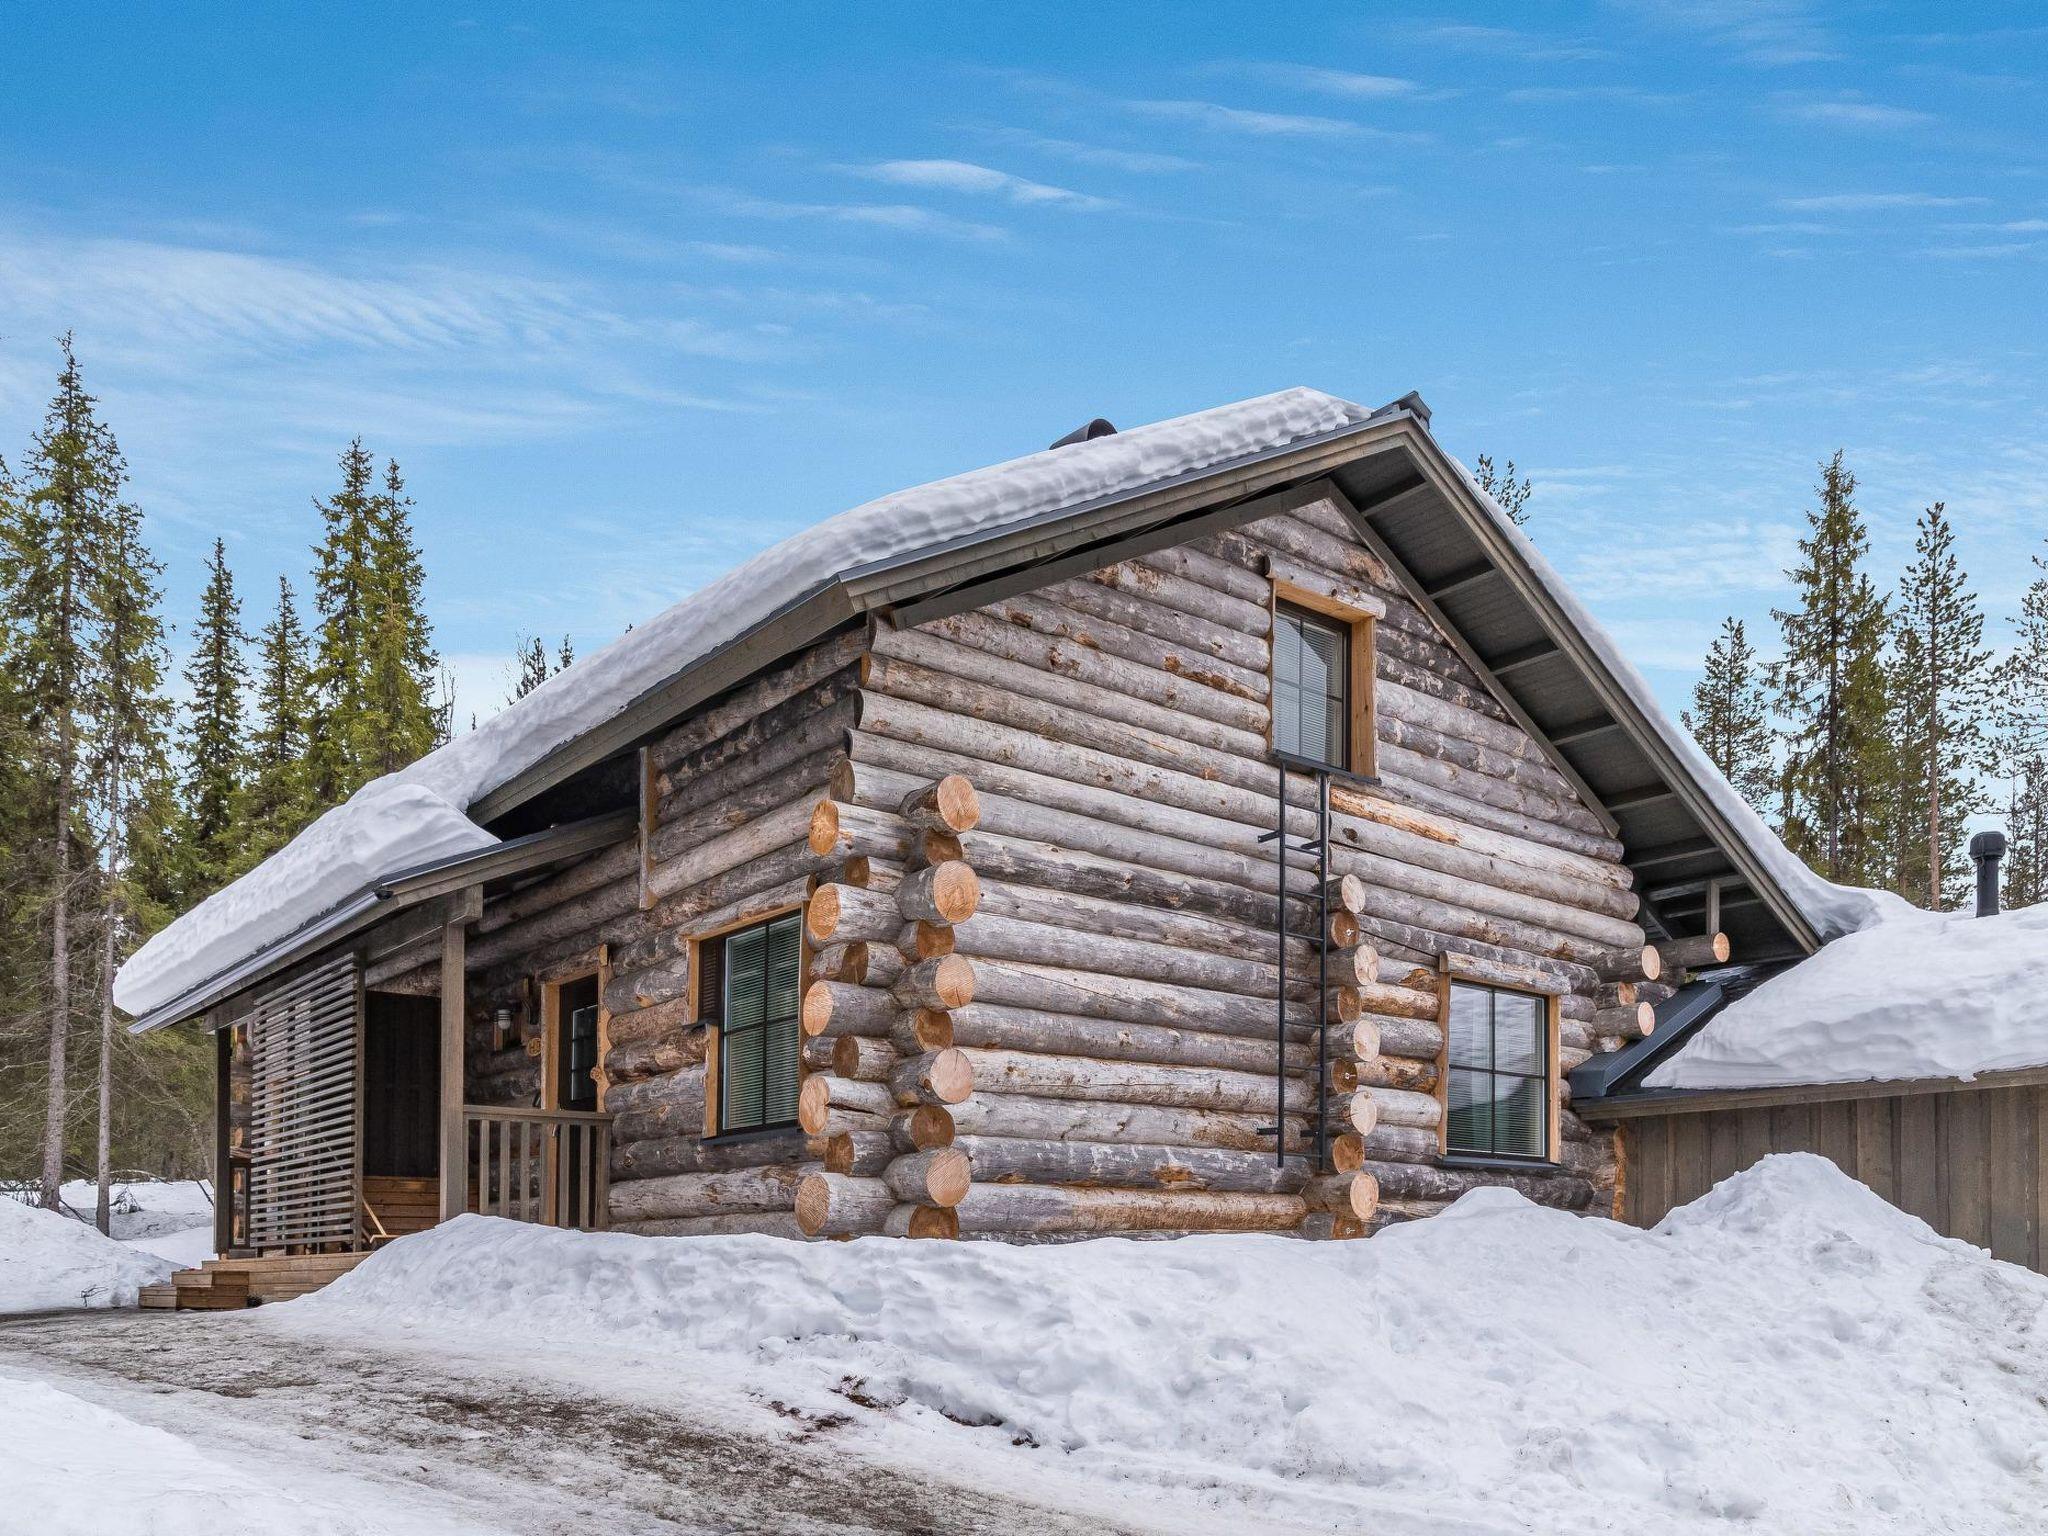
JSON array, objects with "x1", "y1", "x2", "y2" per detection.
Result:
[
  {"x1": 1646, "y1": 901, "x2": 2048, "y2": 1089},
  {"x1": 115, "y1": 388, "x2": 1377, "y2": 1019},
  {"x1": 276, "y1": 1156, "x2": 2048, "y2": 1532},
  {"x1": 0, "y1": 1376, "x2": 483, "y2": 1536},
  {"x1": 51, "y1": 1178, "x2": 217, "y2": 1265},
  {"x1": 0, "y1": 1198, "x2": 172, "y2": 1313}
]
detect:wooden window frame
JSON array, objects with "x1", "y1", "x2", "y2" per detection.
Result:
[
  {"x1": 1268, "y1": 577, "x2": 1377, "y2": 778},
  {"x1": 1434, "y1": 957, "x2": 1563, "y2": 1166},
  {"x1": 538, "y1": 958, "x2": 608, "y2": 1113},
  {"x1": 696, "y1": 902, "x2": 809, "y2": 1141}
]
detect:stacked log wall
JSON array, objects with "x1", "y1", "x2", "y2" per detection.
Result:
[{"x1": 829, "y1": 496, "x2": 1648, "y2": 1235}]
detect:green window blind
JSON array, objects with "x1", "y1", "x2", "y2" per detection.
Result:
[
  {"x1": 1445, "y1": 982, "x2": 1549, "y2": 1160},
  {"x1": 1272, "y1": 604, "x2": 1348, "y2": 769},
  {"x1": 716, "y1": 912, "x2": 804, "y2": 1133}
]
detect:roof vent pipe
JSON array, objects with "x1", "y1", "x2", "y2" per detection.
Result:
[
  {"x1": 1971, "y1": 829, "x2": 2007, "y2": 917},
  {"x1": 1049, "y1": 418, "x2": 1117, "y2": 449}
]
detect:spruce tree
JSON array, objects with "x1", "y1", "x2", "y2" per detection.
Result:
[
  {"x1": 1683, "y1": 617, "x2": 1775, "y2": 811},
  {"x1": 1889, "y1": 502, "x2": 1993, "y2": 907},
  {"x1": 1, "y1": 337, "x2": 123, "y2": 1203},
  {"x1": 85, "y1": 495, "x2": 171, "y2": 1230},
  {"x1": 2006, "y1": 755, "x2": 2048, "y2": 910},
  {"x1": 360, "y1": 458, "x2": 439, "y2": 776},
  {"x1": 177, "y1": 539, "x2": 248, "y2": 901},
  {"x1": 1771, "y1": 452, "x2": 1893, "y2": 886},
  {"x1": 1475, "y1": 454, "x2": 1531, "y2": 526},
  {"x1": 307, "y1": 440, "x2": 379, "y2": 803},
  {"x1": 238, "y1": 575, "x2": 316, "y2": 864}
]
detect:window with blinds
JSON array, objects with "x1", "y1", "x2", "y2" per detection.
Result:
[
  {"x1": 713, "y1": 912, "x2": 804, "y2": 1134},
  {"x1": 1272, "y1": 603, "x2": 1349, "y2": 769},
  {"x1": 1445, "y1": 982, "x2": 1549, "y2": 1160}
]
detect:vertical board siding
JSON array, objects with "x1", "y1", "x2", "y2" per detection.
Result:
[{"x1": 1620, "y1": 1083, "x2": 2048, "y2": 1276}]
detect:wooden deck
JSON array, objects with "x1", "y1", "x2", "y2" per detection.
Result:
[{"x1": 139, "y1": 1251, "x2": 370, "y2": 1311}]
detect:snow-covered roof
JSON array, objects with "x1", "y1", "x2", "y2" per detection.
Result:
[
  {"x1": 120, "y1": 381, "x2": 1886, "y2": 1030},
  {"x1": 1643, "y1": 900, "x2": 2048, "y2": 1091},
  {"x1": 117, "y1": 388, "x2": 1382, "y2": 1020}
]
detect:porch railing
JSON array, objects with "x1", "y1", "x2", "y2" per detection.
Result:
[{"x1": 462, "y1": 1106, "x2": 611, "y2": 1232}]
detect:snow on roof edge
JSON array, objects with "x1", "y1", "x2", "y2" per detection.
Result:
[{"x1": 116, "y1": 387, "x2": 1381, "y2": 1020}]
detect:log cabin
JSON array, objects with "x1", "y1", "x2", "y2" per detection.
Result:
[{"x1": 116, "y1": 386, "x2": 1837, "y2": 1301}]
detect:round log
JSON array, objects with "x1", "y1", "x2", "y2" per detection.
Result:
[
  {"x1": 889, "y1": 1048, "x2": 974, "y2": 1107},
  {"x1": 883, "y1": 1147, "x2": 972, "y2": 1207},
  {"x1": 897, "y1": 861, "x2": 981, "y2": 925},
  {"x1": 899, "y1": 774, "x2": 981, "y2": 833},
  {"x1": 795, "y1": 1173, "x2": 896, "y2": 1237},
  {"x1": 891, "y1": 954, "x2": 975, "y2": 1011}
]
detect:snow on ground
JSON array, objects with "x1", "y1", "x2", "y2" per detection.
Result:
[
  {"x1": 1646, "y1": 901, "x2": 2048, "y2": 1090},
  {"x1": 116, "y1": 387, "x2": 1378, "y2": 1020},
  {"x1": 269, "y1": 1155, "x2": 2048, "y2": 1534},
  {"x1": 50, "y1": 1177, "x2": 217, "y2": 1266},
  {"x1": 0, "y1": 1198, "x2": 171, "y2": 1313},
  {"x1": 0, "y1": 1373, "x2": 494, "y2": 1536}
]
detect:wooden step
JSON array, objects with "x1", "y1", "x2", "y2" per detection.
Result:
[
  {"x1": 137, "y1": 1284, "x2": 179, "y2": 1311},
  {"x1": 173, "y1": 1267, "x2": 250, "y2": 1295}
]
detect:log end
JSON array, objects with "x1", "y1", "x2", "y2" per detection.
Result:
[
  {"x1": 1640, "y1": 944, "x2": 1663, "y2": 982},
  {"x1": 921, "y1": 1147, "x2": 972, "y2": 1207},
  {"x1": 1710, "y1": 931, "x2": 1731, "y2": 963},
  {"x1": 796, "y1": 1074, "x2": 832, "y2": 1135},
  {"x1": 930, "y1": 953, "x2": 975, "y2": 1010},
  {"x1": 807, "y1": 799, "x2": 843, "y2": 858},
  {"x1": 911, "y1": 1007, "x2": 955, "y2": 1051},
  {"x1": 904, "y1": 1205, "x2": 960, "y2": 1239},
  {"x1": 1350, "y1": 1017, "x2": 1382, "y2": 1063},
  {"x1": 800, "y1": 980, "x2": 836, "y2": 1038},
  {"x1": 806, "y1": 884, "x2": 843, "y2": 944},
  {"x1": 927, "y1": 861, "x2": 981, "y2": 925},
  {"x1": 933, "y1": 774, "x2": 981, "y2": 833},
  {"x1": 906, "y1": 1104, "x2": 956, "y2": 1149},
  {"x1": 927, "y1": 1047, "x2": 974, "y2": 1105}
]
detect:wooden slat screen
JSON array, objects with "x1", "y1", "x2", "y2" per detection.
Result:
[{"x1": 245, "y1": 954, "x2": 362, "y2": 1253}]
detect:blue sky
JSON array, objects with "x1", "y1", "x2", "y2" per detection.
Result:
[{"x1": 1, "y1": 3, "x2": 2042, "y2": 725}]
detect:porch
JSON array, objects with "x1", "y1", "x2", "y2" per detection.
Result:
[{"x1": 172, "y1": 819, "x2": 635, "y2": 1306}]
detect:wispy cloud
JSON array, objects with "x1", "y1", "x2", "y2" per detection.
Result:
[
  {"x1": 702, "y1": 190, "x2": 1008, "y2": 241},
  {"x1": 847, "y1": 159, "x2": 1114, "y2": 211},
  {"x1": 1776, "y1": 191, "x2": 1989, "y2": 212},
  {"x1": 1506, "y1": 84, "x2": 1693, "y2": 106},
  {"x1": 1774, "y1": 95, "x2": 1937, "y2": 131},
  {"x1": 1121, "y1": 98, "x2": 1370, "y2": 138},
  {"x1": 1228, "y1": 63, "x2": 1426, "y2": 99},
  {"x1": 1393, "y1": 22, "x2": 1613, "y2": 62},
  {"x1": 975, "y1": 129, "x2": 1200, "y2": 174},
  {"x1": 1610, "y1": 0, "x2": 1838, "y2": 65},
  {"x1": 1914, "y1": 241, "x2": 2038, "y2": 261}
]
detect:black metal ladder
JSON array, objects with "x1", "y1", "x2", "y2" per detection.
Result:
[{"x1": 1258, "y1": 753, "x2": 1336, "y2": 1171}]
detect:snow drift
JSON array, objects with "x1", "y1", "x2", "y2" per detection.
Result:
[
  {"x1": 1647, "y1": 900, "x2": 2048, "y2": 1090},
  {"x1": 276, "y1": 1156, "x2": 2048, "y2": 1533},
  {"x1": 0, "y1": 1198, "x2": 172, "y2": 1313}
]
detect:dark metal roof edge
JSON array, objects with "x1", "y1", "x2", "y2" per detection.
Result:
[
  {"x1": 1389, "y1": 429, "x2": 1823, "y2": 957},
  {"x1": 126, "y1": 810, "x2": 637, "y2": 1035},
  {"x1": 1568, "y1": 979, "x2": 1728, "y2": 1101}
]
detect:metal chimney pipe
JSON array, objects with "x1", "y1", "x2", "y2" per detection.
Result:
[{"x1": 1970, "y1": 830, "x2": 2007, "y2": 917}]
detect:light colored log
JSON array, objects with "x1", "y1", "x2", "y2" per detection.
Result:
[
  {"x1": 824, "y1": 1131, "x2": 897, "y2": 1176},
  {"x1": 832, "y1": 1034, "x2": 899, "y2": 1081},
  {"x1": 800, "y1": 980, "x2": 898, "y2": 1040},
  {"x1": 644, "y1": 792, "x2": 818, "y2": 903},
  {"x1": 896, "y1": 861, "x2": 981, "y2": 925},
  {"x1": 1595, "y1": 944, "x2": 1661, "y2": 983},
  {"x1": 1655, "y1": 933, "x2": 1730, "y2": 970},
  {"x1": 890, "y1": 954, "x2": 976, "y2": 1011},
  {"x1": 1593, "y1": 1002, "x2": 1656, "y2": 1039},
  {"x1": 885, "y1": 1204, "x2": 960, "y2": 1239},
  {"x1": 947, "y1": 1092, "x2": 1308, "y2": 1153},
  {"x1": 889, "y1": 1048, "x2": 974, "y2": 1107},
  {"x1": 954, "y1": 1135, "x2": 1307, "y2": 1194},
  {"x1": 796, "y1": 1073, "x2": 896, "y2": 1134},
  {"x1": 897, "y1": 773, "x2": 982, "y2": 833},
  {"x1": 957, "y1": 1049, "x2": 1288, "y2": 1115},
  {"x1": 1365, "y1": 1159, "x2": 1594, "y2": 1210},
  {"x1": 806, "y1": 882, "x2": 904, "y2": 945},
  {"x1": 1302, "y1": 1171, "x2": 1381, "y2": 1221},
  {"x1": 943, "y1": 1001, "x2": 1311, "y2": 1075},
  {"x1": 608, "y1": 1165, "x2": 803, "y2": 1224},
  {"x1": 883, "y1": 1147, "x2": 972, "y2": 1207},
  {"x1": 795, "y1": 1173, "x2": 896, "y2": 1236},
  {"x1": 950, "y1": 1184, "x2": 1304, "y2": 1236},
  {"x1": 604, "y1": 994, "x2": 695, "y2": 1048}
]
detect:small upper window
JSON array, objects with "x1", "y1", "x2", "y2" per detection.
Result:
[
  {"x1": 1272, "y1": 603, "x2": 1350, "y2": 769},
  {"x1": 1445, "y1": 982, "x2": 1549, "y2": 1160},
  {"x1": 713, "y1": 912, "x2": 804, "y2": 1134}
]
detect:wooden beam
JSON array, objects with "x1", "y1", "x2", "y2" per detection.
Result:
[
  {"x1": 1607, "y1": 781, "x2": 1678, "y2": 811},
  {"x1": 212, "y1": 1021, "x2": 232, "y2": 1258},
  {"x1": 1486, "y1": 639, "x2": 1560, "y2": 676},
  {"x1": 1548, "y1": 714, "x2": 1623, "y2": 749},
  {"x1": 437, "y1": 885, "x2": 483, "y2": 1224},
  {"x1": 1420, "y1": 559, "x2": 1499, "y2": 603},
  {"x1": 1630, "y1": 836, "x2": 1721, "y2": 871}
]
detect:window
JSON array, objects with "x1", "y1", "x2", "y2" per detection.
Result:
[
  {"x1": 1272, "y1": 605, "x2": 1349, "y2": 768},
  {"x1": 1267, "y1": 581, "x2": 1376, "y2": 776},
  {"x1": 558, "y1": 975, "x2": 600, "y2": 1112},
  {"x1": 1444, "y1": 982, "x2": 1551, "y2": 1160},
  {"x1": 710, "y1": 912, "x2": 804, "y2": 1134}
]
